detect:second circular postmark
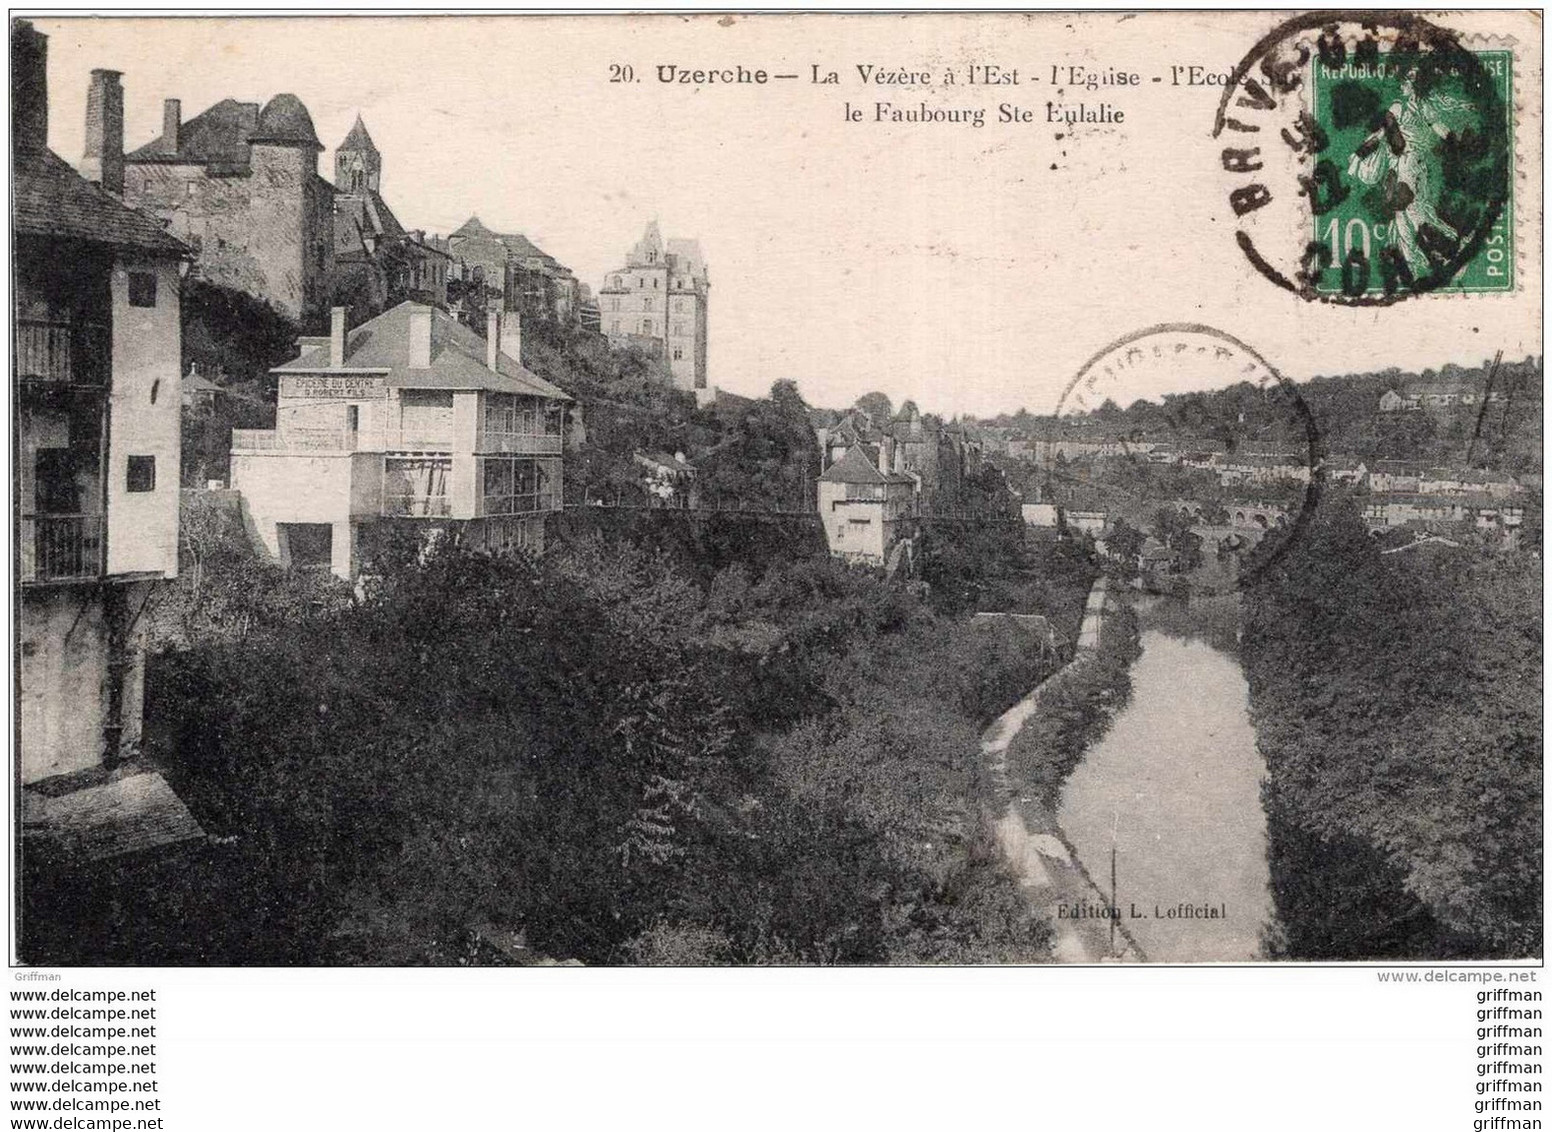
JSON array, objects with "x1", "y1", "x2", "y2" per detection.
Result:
[{"x1": 1041, "y1": 323, "x2": 1325, "y2": 597}]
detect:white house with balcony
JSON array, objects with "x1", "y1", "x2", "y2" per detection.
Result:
[{"x1": 230, "y1": 301, "x2": 568, "y2": 579}]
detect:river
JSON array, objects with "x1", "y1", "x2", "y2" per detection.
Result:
[{"x1": 1057, "y1": 596, "x2": 1276, "y2": 961}]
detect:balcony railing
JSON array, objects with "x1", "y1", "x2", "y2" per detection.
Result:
[
  {"x1": 475, "y1": 430, "x2": 563, "y2": 456},
  {"x1": 15, "y1": 320, "x2": 110, "y2": 386},
  {"x1": 20, "y1": 514, "x2": 104, "y2": 583},
  {"x1": 373, "y1": 429, "x2": 455, "y2": 453},
  {"x1": 482, "y1": 490, "x2": 562, "y2": 517},
  {"x1": 230, "y1": 428, "x2": 456, "y2": 454},
  {"x1": 383, "y1": 494, "x2": 453, "y2": 518},
  {"x1": 231, "y1": 428, "x2": 341, "y2": 452}
]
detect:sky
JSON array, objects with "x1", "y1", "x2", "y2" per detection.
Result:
[{"x1": 31, "y1": 13, "x2": 1542, "y2": 418}]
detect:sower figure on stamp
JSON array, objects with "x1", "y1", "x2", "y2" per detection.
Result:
[{"x1": 1348, "y1": 70, "x2": 1472, "y2": 274}]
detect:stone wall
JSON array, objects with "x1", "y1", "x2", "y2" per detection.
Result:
[{"x1": 124, "y1": 148, "x2": 334, "y2": 327}]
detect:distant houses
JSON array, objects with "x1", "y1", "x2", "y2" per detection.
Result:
[
  {"x1": 814, "y1": 402, "x2": 984, "y2": 510},
  {"x1": 440, "y1": 215, "x2": 589, "y2": 334},
  {"x1": 633, "y1": 450, "x2": 699, "y2": 509},
  {"x1": 1379, "y1": 381, "x2": 1509, "y2": 412}
]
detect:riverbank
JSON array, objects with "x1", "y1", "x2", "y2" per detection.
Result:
[{"x1": 982, "y1": 578, "x2": 1147, "y2": 962}]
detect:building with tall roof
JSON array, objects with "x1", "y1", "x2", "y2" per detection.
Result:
[
  {"x1": 229, "y1": 302, "x2": 569, "y2": 578},
  {"x1": 441, "y1": 216, "x2": 581, "y2": 333},
  {"x1": 599, "y1": 221, "x2": 710, "y2": 394},
  {"x1": 816, "y1": 446, "x2": 917, "y2": 566},
  {"x1": 121, "y1": 89, "x2": 336, "y2": 326},
  {"x1": 331, "y1": 114, "x2": 449, "y2": 321},
  {"x1": 13, "y1": 21, "x2": 187, "y2": 785}
]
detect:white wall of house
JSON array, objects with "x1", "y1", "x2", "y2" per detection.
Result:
[
  {"x1": 106, "y1": 258, "x2": 181, "y2": 578},
  {"x1": 819, "y1": 481, "x2": 892, "y2": 563},
  {"x1": 20, "y1": 589, "x2": 108, "y2": 783},
  {"x1": 232, "y1": 452, "x2": 358, "y2": 578}
]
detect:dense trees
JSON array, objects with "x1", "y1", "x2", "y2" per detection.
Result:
[
  {"x1": 1241, "y1": 494, "x2": 1542, "y2": 958},
  {"x1": 695, "y1": 381, "x2": 821, "y2": 511},
  {"x1": 179, "y1": 280, "x2": 297, "y2": 485},
  {"x1": 26, "y1": 525, "x2": 1091, "y2": 966},
  {"x1": 997, "y1": 356, "x2": 1542, "y2": 472}
]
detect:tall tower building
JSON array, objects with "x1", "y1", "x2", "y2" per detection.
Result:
[
  {"x1": 333, "y1": 114, "x2": 380, "y2": 193},
  {"x1": 599, "y1": 221, "x2": 709, "y2": 392}
]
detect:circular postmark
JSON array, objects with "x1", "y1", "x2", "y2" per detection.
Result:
[
  {"x1": 1042, "y1": 324, "x2": 1325, "y2": 597},
  {"x1": 1213, "y1": 12, "x2": 1512, "y2": 304}
]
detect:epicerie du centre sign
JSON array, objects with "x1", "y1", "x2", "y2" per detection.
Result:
[{"x1": 281, "y1": 375, "x2": 388, "y2": 400}]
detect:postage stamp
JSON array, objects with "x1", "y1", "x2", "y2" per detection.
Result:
[
  {"x1": 1309, "y1": 46, "x2": 1515, "y2": 296},
  {"x1": 1213, "y1": 12, "x2": 1515, "y2": 305}
]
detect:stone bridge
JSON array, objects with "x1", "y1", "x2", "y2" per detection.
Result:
[{"x1": 1172, "y1": 500, "x2": 1290, "y2": 531}]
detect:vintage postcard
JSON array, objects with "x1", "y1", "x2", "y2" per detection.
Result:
[{"x1": 11, "y1": 11, "x2": 1542, "y2": 967}]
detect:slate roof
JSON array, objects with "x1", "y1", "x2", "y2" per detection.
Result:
[
  {"x1": 450, "y1": 215, "x2": 497, "y2": 239},
  {"x1": 21, "y1": 767, "x2": 205, "y2": 862},
  {"x1": 273, "y1": 302, "x2": 570, "y2": 400},
  {"x1": 183, "y1": 368, "x2": 223, "y2": 395},
  {"x1": 13, "y1": 147, "x2": 186, "y2": 255},
  {"x1": 127, "y1": 97, "x2": 259, "y2": 166},
  {"x1": 818, "y1": 446, "x2": 913, "y2": 485},
  {"x1": 666, "y1": 236, "x2": 707, "y2": 275},
  {"x1": 447, "y1": 217, "x2": 568, "y2": 273},
  {"x1": 335, "y1": 189, "x2": 406, "y2": 253},
  {"x1": 338, "y1": 113, "x2": 378, "y2": 153},
  {"x1": 250, "y1": 93, "x2": 321, "y2": 148}
]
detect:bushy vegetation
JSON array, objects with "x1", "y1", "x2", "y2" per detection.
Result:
[
  {"x1": 1241, "y1": 493, "x2": 1542, "y2": 958},
  {"x1": 1003, "y1": 600, "x2": 1140, "y2": 805},
  {"x1": 180, "y1": 280, "x2": 298, "y2": 486},
  {"x1": 517, "y1": 318, "x2": 821, "y2": 513},
  {"x1": 551, "y1": 509, "x2": 826, "y2": 587},
  {"x1": 920, "y1": 521, "x2": 1096, "y2": 627},
  {"x1": 25, "y1": 530, "x2": 1092, "y2": 966}
]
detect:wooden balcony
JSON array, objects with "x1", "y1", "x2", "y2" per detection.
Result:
[
  {"x1": 20, "y1": 514, "x2": 105, "y2": 583},
  {"x1": 475, "y1": 430, "x2": 563, "y2": 456},
  {"x1": 14, "y1": 320, "x2": 110, "y2": 387},
  {"x1": 382, "y1": 494, "x2": 453, "y2": 518},
  {"x1": 482, "y1": 491, "x2": 562, "y2": 517},
  {"x1": 231, "y1": 427, "x2": 457, "y2": 454}
]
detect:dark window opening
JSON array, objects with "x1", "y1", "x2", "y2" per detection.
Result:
[
  {"x1": 127, "y1": 272, "x2": 157, "y2": 308},
  {"x1": 126, "y1": 455, "x2": 156, "y2": 493},
  {"x1": 280, "y1": 523, "x2": 333, "y2": 571}
]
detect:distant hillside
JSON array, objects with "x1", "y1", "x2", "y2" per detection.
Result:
[{"x1": 977, "y1": 356, "x2": 1542, "y2": 474}]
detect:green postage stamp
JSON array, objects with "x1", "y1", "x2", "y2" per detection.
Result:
[{"x1": 1310, "y1": 48, "x2": 1514, "y2": 296}]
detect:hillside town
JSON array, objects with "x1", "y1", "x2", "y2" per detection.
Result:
[{"x1": 14, "y1": 20, "x2": 1542, "y2": 968}]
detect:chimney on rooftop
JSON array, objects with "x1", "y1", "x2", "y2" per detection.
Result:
[
  {"x1": 161, "y1": 98, "x2": 181, "y2": 154},
  {"x1": 11, "y1": 22, "x2": 48, "y2": 152},
  {"x1": 82, "y1": 69, "x2": 125, "y2": 195},
  {"x1": 409, "y1": 306, "x2": 432, "y2": 369},
  {"x1": 486, "y1": 303, "x2": 501, "y2": 373},
  {"x1": 330, "y1": 307, "x2": 347, "y2": 368},
  {"x1": 499, "y1": 307, "x2": 522, "y2": 366}
]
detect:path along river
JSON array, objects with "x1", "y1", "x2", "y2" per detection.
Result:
[{"x1": 1056, "y1": 596, "x2": 1276, "y2": 961}]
